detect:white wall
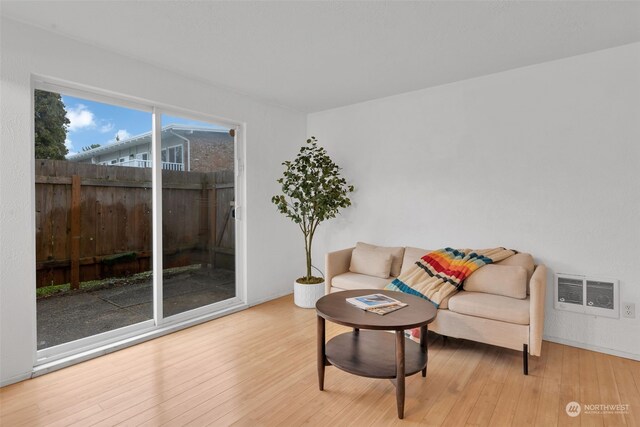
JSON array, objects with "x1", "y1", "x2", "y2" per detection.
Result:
[
  {"x1": 309, "y1": 42, "x2": 640, "y2": 359},
  {"x1": 0, "y1": 18, "x2": 306, "y2": 385}
]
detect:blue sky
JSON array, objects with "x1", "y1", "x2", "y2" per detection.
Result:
[{"x1": 61, "y1": 94, "x2": 228, "y2": 156}]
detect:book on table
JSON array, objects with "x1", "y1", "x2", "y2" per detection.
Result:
[
  {"x1": 365, "y1": 303, "x2": 407, "y2": 315},
  {"x1": 346, "y1": 293, "x2": 407, "y2": 315}
]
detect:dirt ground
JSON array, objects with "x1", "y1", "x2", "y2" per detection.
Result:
[{"x1": 36, "y1": 267, "x2": 235, "y2": 349}]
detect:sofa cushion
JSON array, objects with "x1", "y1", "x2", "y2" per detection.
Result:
[
  {"x1": 400, "y1": 247, "x2": 430, "y2": 276},
  {"x1": 356, "y1": 242, "x2": 405, "y2": 277},
  {"x1": 495, "y1": 253, "x2": 535, "y2": 280},
  {"x1": 331, "y1": 272, "x2": 391, "y2": 291},
  {"x1": 349, "y1": 247, "x2": 392, "y2": 279},
  {"x1": 495, "y1": 252, "x2": 535, "y2": 294},
  {"x1": 448, "y1": 292, "x2": 530, "y2": 325},
  {"x1": 463, "y1": 265, "x2": 527, "y2": 299}
]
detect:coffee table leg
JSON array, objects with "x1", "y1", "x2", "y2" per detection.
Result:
[
  {"x1": 317, "y1": 316, "x2": 325, "y2": 391},
  {"x1": 395, "y1": 330, "x2": 405, "y2": 419},
  {"x1": 420, "y1": 325, "x2": 428, "y2": 377}
]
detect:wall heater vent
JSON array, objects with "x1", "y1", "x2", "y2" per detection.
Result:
[{"x1": 555, "y1": 273, "x2": 619, "y2": 318}]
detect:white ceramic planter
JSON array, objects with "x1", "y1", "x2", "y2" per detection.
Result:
[{"x1": 294, "y1": 280, "x2": 326, "y2": 308}]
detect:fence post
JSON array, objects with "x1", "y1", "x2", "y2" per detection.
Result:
[
  {"x1": 70, "y1": 175, "x2": 81, "y2": 290},
  {"x1": 200, "y1": 176, "x2": 209, "y2": 269}
]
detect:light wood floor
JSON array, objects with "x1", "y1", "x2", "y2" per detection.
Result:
[{"x1": 1, "y1": 295, "x2": 638, "y2": 426}]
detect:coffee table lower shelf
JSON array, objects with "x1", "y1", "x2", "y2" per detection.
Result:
[
  {"x1": 325, "y1": 331, "x2": 427, "y2": 379},
  {"x1": 316, "y1": 290, "x2": 436, "y2": 419}
]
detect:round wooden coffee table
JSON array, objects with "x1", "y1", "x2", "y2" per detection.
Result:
[{"x1": 316, "y1": 289, "x2": 437, "y2": 419}]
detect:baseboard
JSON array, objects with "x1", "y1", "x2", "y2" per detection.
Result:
[
  {"x1": 0, "y1": 372, "x2": 32, "y2": 388},
  {"x1": 543, "y1": 335, "x2": 640, "y2": 361},
  {"x1": 248, "y1": 290, "x2": 293, "y2": 307}
]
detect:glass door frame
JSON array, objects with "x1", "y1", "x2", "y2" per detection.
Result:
[
  {"x1": 32, "y1": 77, "x2": 247, "y2": 368},
  {"x1": 152, "y1": 106, "x2": 246, "y2": 327}
]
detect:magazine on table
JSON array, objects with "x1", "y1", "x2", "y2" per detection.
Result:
[
  {"x1": 346, "y1": 293, "x2": 407, "y2": 314},
  {"x1": 364, "y1": 302, "x2": 407, "y2": 315}
]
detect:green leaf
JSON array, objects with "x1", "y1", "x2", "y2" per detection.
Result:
[{"x1": 271, "y1": 136, "x2": 354, "y2": 278}]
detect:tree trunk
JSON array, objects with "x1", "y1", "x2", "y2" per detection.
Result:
[{"x1": 306, "y1": 232, "x2": 313, "y2": 279}]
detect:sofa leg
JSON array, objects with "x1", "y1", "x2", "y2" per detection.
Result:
[
  {"x1": 523, "y1": 344, "x2": 529, "y2": 375},
  {"x1": 442, "y1": 335, "x2": 448, "y2": 345}
]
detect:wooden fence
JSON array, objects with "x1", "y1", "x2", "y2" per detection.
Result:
[{"x1": 35, "y1": 160, "x2": 235, "y2": 288}]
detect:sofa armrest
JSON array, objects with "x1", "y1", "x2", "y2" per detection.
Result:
[
  {"x1": 529, "y1": 264, "x2": 547, "y2": 356},
  {"x1": 324, "y1": 247, "x2": 354, "y2": 294}
]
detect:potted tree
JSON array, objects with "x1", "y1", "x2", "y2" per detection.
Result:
[{"x1": 272, "y1": 137, "x2": 354, "y2": 308}]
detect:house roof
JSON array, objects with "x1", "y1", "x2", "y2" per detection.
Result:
[{"x1": 66, "y1": 124, "x2": 230, "y2": 161}]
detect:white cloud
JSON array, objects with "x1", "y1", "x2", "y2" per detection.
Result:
[
  {"x1": 116, "y1": 129, "x2": 131, "y2": 140},
  {"x1": 66, "y1": 104, "x2": 96, "y2": 132},
  {"x1": 108, "y1": 129, "x2": 131, "y2": 144},
  {"x1": 99, "y1": 122, "x2": 114, "y2": 133},
  {"x1": 64, "y1": 138, "x2": 77, "y2": 157}
]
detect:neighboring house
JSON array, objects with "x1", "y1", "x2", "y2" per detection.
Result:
[{"x1": 67, "y1": 124, "x2": 234, "y2": 173}]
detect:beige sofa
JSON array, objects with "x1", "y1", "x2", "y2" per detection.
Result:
[{"x1": 325, "y1": 244, "x2": 547, "y2": 375}]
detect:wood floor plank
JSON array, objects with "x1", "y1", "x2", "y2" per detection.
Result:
[
  {"x1": 558, "y1": 344, "x2": 582, "y2": 426},
  {"x1": 627, "y1": 357, "x2": 640, "y2": 395},
  {"x1": 11, "y1": 342, "x2": 248, "y2": 425},
  {"x1": 154, "y1": 342, "x2": 317, "y2": 426},
  {"x1": 439, "y1": 345, "x2": 501, "y2": 426},
  {"x1": 102, "y1": 327, "x2": 316, "y2": 426},
  {"x1": 594, "y1": 352, "x2": 626, "y2": 426},
  {"x1": 24, "y1": 317, "x2": 316, "y2": 426},
  {"x1": 487, "y1": 350, "x2": 525, "y2": 426},
  {"x1": 534, "y1": 341, "x2": 563, "y2": 427},
  {"x1": 611, "y1": 354, "x2": 640, "y2": 427},
  {"x1": 384, "y1": 337, "x2": 470, "y2": 423},
  {"x1": 340, "y1": 335, "x2": 449, "y2": 427},
  {"x1": 282, "y1": 373, "x2": 380, "y2": 426},
  {"x1": 1, "y1": 295, "x2": 639, "y2": 427},
  {"x1": 0, "y1": 307, "x2": 296, "y2": 420},
  {"x1": 465, "y1": 349, "x2": 512, "y2": 426},
  {"x1": 420, "y1": 342, "x2": 489, "y2": 425},
  {"x1": 579, "y1": 349, "x2": 604, "y2": 427},
  {"x1": 511, "y1": 344, "x2": 547, "y2": 427}
]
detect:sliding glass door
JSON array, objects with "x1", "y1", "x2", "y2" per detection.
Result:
[
  {"x1": 160, "y1": 114, "x2": 236, "y2": 318},
  {"x1": 33, "y1": 83, "x2": 241, "y2": 362},
  {"x1": 34, "y1": 89, "x2": 154, "y2": 352}
]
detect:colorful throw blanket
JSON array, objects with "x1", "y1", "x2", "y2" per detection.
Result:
[{"x1": 385, "y1": 247, "x2": 516, "y2": 308}]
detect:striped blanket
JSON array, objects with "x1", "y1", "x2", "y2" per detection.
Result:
[{"x1": 385, "y1": 247, "x2": 516, "y2": 308}]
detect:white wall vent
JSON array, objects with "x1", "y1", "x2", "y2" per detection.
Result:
[{"x1": 555, "y1": 273, "x2": 619, "y2": 318}]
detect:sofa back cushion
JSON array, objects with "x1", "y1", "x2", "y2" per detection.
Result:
[
  {"x1": 349, "y1": 247, "x2": 393, "y2": 279},
  {"x1": 400, "y1": 247, "x2": 430, "y2": 276},
  {"x1": 356, "y1": 242, "x2": 405, "y2": 277},
  {"x1": 495, "y1": 253, "x2": 535, "y2": 279},
  {"x1": 495, "y1": 252, "x2": 535, "y2": 294},
  {"x1": 463, "y1": 264, "x2": 527, "y2": 299}
]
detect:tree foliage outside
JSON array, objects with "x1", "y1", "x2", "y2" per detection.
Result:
[
  {"x1": 34, "y1": 89, "x2": 70, "y2": 160},
  {"x1": 272, "y1": 137, "x2": 354, "y2": 283}
]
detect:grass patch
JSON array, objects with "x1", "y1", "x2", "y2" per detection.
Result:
[
  {"x1": 36, "y1": 265, "x2": 201, "y2": 299},
  {"x1": 36, "y1": 283, "x2": 71, "y2": 298}
]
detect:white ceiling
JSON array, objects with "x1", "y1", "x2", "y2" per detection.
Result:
[{"x1": 2, "y1": 1, "x2": 640, "y2": 112}]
